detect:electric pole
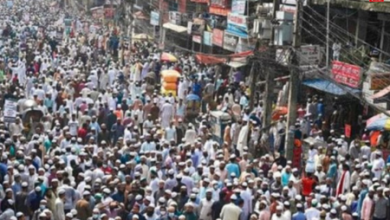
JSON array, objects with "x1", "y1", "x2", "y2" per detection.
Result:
[
  {"x1": 128, "y1": 4, "x2": 133, "y2": 56},
  {"x1": 285, "y1": 0, "x2": 302, "y2": 161},
  {"x1": 158, "y1": 0, "x2": 163, "y2": 48},
  {"x1": 262, "y1": 0, "x2": 279, "y2": 129}
]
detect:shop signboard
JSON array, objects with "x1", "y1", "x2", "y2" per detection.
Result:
[
  {"x1": 332, "y1": 61, "x2": 361, "y2": 88},
  {"x1": 192, "y1": 35, "x2": 201, "y2": 44},
  {"x1": 231, "y1": 0, "x2": 246, "y2": 15},
  {"x1": 223, "y1": 33, "x2": 238, "y2": 51},
  {"x1": 212, "y1": 29, "x2": 224, "y2": 47},
  {"x1": 209, "y1": 6, "x2": 230, "y2": 16},
  {"x1": 203, "y1": 31, "x2": 212, "y2": 46},
  {"x1": 226, "y1": 13, "x2": 248, "y2": 38},
  {"x1": 150, "y1": 11, "x2": 160, "y2": 26},
  {"x1": 299, "y1": 45, "x2": 321, "y2": 65},
  {"x1": 210, "y1": 0, "x2": 229, "y2": 8}
]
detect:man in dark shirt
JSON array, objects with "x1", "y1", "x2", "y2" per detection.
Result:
[{"x1": 211, "y1": 192, "x2": 226, "y2": 220}]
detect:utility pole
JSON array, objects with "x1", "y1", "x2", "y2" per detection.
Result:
[
  {"x1": 262, "y1": 0, "x2": 279, "y2": 129},
  {"x1": 326, "y1": 0, "x2": 330, "y2": 66},
  {"x1": 285, "y1": 0, "x2": 302, "y2": 161},
  {"x1": 128, "y1": 4, "x2": 133, "y2": 56},
  {"x1": 249, "y1": 60, "x2": 257, "y2": 110},
  {"x1": 158, "y1": 0, "x2": 163, "y2": 48}
]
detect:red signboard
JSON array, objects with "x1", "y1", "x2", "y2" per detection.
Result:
[
  {"x1": 191, "y1": 0, "x2": 209, "y2": 2},
  {"x1": 332, "y1": 60, "x2": 361, "y2": 88},
  {"x1": 209, "y1": 6, "x2": 230, "y2": 16},
  {"x1": 212, "y1": 29, "x2": 224, "y2": 47},
  {"x1": 345, "y1": 124, "x2": 351, "y2": 138}
]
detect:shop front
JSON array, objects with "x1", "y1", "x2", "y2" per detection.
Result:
[{"x1": 161, "y1": 11, "x2": 188, "y2": 49}]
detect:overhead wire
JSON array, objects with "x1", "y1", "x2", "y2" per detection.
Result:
[
  {"x1": 299, "y1": 8, "x2": 390, "y2": 96},
  {"x1": 305, "y1": 4, "x2": 390, "y2": 58}
]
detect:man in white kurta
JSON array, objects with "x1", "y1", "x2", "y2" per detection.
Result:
[
  {"x1": 237, "y1": 123, "x2": 249, "y2": 157},
  {"x1": 199, "y1": 190, "x2": 214, "y2": 220},
  {"x1": 371, "y1": 152, "x2": 385, "y2": 179},
  {"x1": 161, "y1": 100, "x2": 174, "y2": 128}
]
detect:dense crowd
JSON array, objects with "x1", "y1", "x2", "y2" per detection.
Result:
[{"x1": 0, "y1": 1, "x2": 389, "y2": 220}]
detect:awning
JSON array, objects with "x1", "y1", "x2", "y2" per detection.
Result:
[
  {"x1": 372, "y1": 85, "x2": 390, "y2": 99},
  {"x1": 226, "y1": 61, "x2": 247, "y2": 68},
  {"x1": 303, "y1": 79, "x2": 360, "y2": 96},
  {"x1": 195, "y1": 50, "x2": 252, "y2": 65},
  {"x1": 195, "y1": 54, "x2": 225, "y2": 65},
  {"x1": 163, "y1": 23, "x2": 187, "y2": 33}
]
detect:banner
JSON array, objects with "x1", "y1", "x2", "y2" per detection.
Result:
[
  {"x1": 4, "y1": 99, "x2": 17, "y2": 123},
  {"x1": 203, "y1": 31, "x2": 212, "y2": 46},
  {"x1": 226, "y1": 13, "x2": 248, "y2": 38},
  {"x1": 332, "y1": 61, "x2": 361, "y2": 88},
  {"x1": 231, "y1": 0, "x2": 246, "y2": 14},
  {"x1": 150, "y1": 11, "x2": 160, "y2": 26},
  {"x1": 212, "y1": 29, "x2": 224, "y2": 47}
]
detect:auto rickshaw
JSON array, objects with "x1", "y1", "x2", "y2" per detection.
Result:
[
  {"x1": 185, "y1": 94, "x2": 200, "y2": 120},
  {"x1": 19, "y1": 99, "x2": 44, "y2": 138},
  {"x1": 209, "y1": 110, "x2": 232, "y2": 145},
  {"x1": 144, "y1": 71, "x2": 156, "y2": 94}
]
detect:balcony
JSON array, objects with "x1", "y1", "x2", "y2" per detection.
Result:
[{"x1": 310, "y1": 0, "x2": 390, "y2": 13}]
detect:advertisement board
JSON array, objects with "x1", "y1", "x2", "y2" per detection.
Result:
[
  {"x1": 223, "y1": 33, "x2": 238, "y2": 51},
  {"x1": 203, "y1": 31, "x2": 212, "y2": 46},
  {"x1": 212, "y1": 29, "x2": 224, "y2": 47},
  {"x1": 332, "y1": 61, "x2": 361, "y2": 88},
  {"x1": 231, "y1": 0, "x2": 246, "y2": 14},
  {"x1": 226, "y1": 13, "x2": 248, "y2": 38}
]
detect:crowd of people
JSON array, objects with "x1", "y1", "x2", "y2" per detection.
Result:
[{"x1": 0, "y1": 0, "x2": 389, "y2": 220}]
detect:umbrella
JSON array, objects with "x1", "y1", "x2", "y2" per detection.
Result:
[
  {"x1": 186, "y1": 94, "x2": 200, "y2": 101},
  {"x1": 366, "y1": 117, "x2": 390, "y2": 131},
  {"x1": 133, "y1": 33, "x2": 153, "y2": 41},
  {"x1": 272, "y1": 106, "x2": 288, "y2": 120},
  {"x1": 366, "y1": 111, "x2": 390, "y2": 125},
  {"x1": 161, "y1": 52, "x2": 178, "y2": 62}
]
